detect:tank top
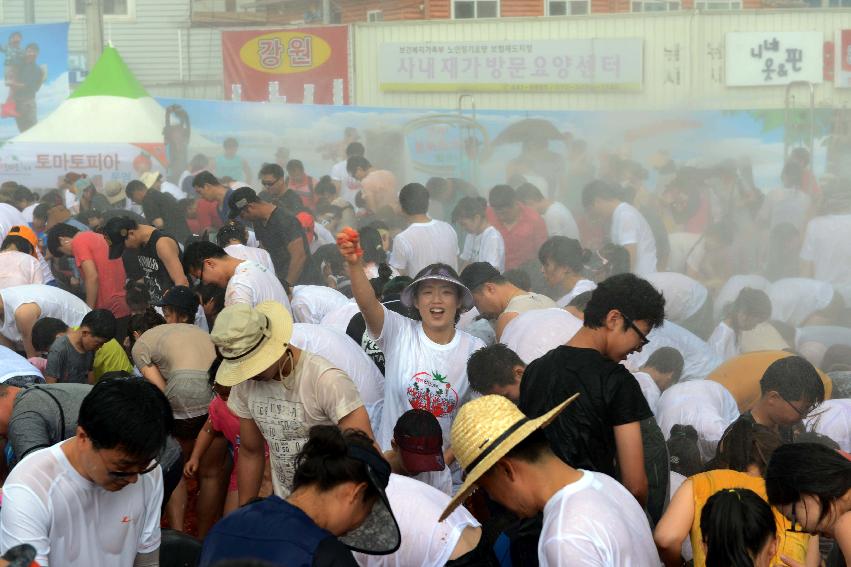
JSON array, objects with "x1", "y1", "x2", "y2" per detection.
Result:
[
  {"x1": 690, "y1": 469, "x2": 810, "y2": 567},
  {"x1": 138, "y1": 230, "x2": 180, "y2": 305}
]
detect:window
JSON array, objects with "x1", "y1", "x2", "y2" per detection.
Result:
[
  {"x1": 547, "y1": 0, "x2": 590, "y2": 14},
  {"x1": 367, "y1": 9, "x2": 384, "y2": 21},
  {"x1": 631, "y1": 0, "x2": 680, "y2": 10},
  {"x1": 695, "y1": 0, "x2": 741, "y2": 7},
  {"x1": 453, "y1": 0, "x2": 499, "y2": 18},
  {"x1": 73, "y1": 0, "x2": 133, "y2": 18}
]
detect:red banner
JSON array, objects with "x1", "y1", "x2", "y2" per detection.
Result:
[{"x1": 222, "y1": 26, "x2": 349, "y2": 104}]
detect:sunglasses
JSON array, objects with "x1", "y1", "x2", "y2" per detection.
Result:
[{"x1": 621, "y1": 312, "x2": 650, "y2": 348}]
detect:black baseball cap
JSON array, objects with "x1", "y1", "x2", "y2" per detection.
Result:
[
  {"x1": 393, "y1": 409, "x2": 445, "y2": 474},
  {"x1": 459, "y1": 261, "x2": 502, "y2": 292},
  {"x1": 102, "y1": 216, "x2": 137, "y2": 259},
  {"x1": 227, "y1": 186, "x2": 260, "y2": 219},
  {"x1": 155, "y1": 285, "x2": 200, "y2": 314}
]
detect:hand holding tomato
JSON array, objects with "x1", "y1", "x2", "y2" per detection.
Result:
[{"x1": 336, "y1": 227, "x2": 363, "y2": 265}]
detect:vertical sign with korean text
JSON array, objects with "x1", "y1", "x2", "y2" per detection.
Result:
[
  {"x1": 378, "y1": 39, "x2": 643, "y2": 92},
  {"x1": 834, "y1": 30, "x2": 851, "y2": 88},
  {"x1": 222, "y1": 26, "x2": 349, "y2": 104},
  {"x1": 725, "y1": 32, "x2": 823, "y2": 87}
]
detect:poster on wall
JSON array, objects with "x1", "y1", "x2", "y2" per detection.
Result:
[
  {"x1": 725, "y1": 31, "x2": 823, "y2": 87},
  {"x1": 834, "y1": 30, "x2": 851, "y2": 88},
  {"x1": 378, "y1": 39, "x2": 644, "y2": 92},
  {"x1": 0, "y1": 22, "x2": 70, "y2": 139},
  {"x1": 221, "y1": 26, "x2": 350, "y2": 105}
]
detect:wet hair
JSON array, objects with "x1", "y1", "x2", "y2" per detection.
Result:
[
  {"x1": 31, "y1": 317, "x2": 69, "y2": 352},
  {"x1": 644, "y1": 347, "x2": 685, "y2": 385},
  {"x1": 582, "y1": 179, "x2": 622, "y2": 209},
  {"x1": 822, "y1": 344, "x2": 851, "y2": 373},
  {"x1": 759, "y1": 356, "x2": 825, "y2": 405},
  {"x1": 710, "y1": 419, "x2": 783, "y2": 475},
  {"x1": 568, "y1": 291, "x2": 593, "y2": 311},
  {"x1": 285, "y1": 159, "x2": 304, "y2": 174},
  {"x1": 98, "y1": 370, "x2": 134, "y2": 382},
  {"x1": 399, "y1": 183, "x2": 429, "y2": 216},
  {"x1": 728, "y1": 287, "x2": 772, "y2": 322},
  {"x1": 598, "y1": 244, "x2": 631, "y2": 277},
  {"x1": 503, "y1": 268, "x2": 531, "y2": 292},
  {"x1": 346, "y1": 156, "x2": 371, "y2": 176},
  {"x1": 77, "y1": 377, "x2": 173, "y2": 462},
  {"x1": 278, "y1": 190, "x2": 308, "y2": 216},
  {"x1": 452, "y1": 196, "x2": 487, "y2": 223},
  {"x1": 488, "y1": 184, "x2": 517, "y2": 209},
  {"x1": 346, "y1": 142, "x2": 365, "y2": 158},
  {"x1": 215, "y1": 221, "x2": 248, "y2": 247},
  {"x1": 127, "y1": 309, "x2": 166, "y2": 347},
  {"x1": 291, "y1": 425, "x2": 381, "y2": 504},
  {"x1": 32, "y1": 202, "x2": 51, "y2": 223},
  {"x1": 46, "y1": 222, "x2": 80, "y2": 257},
  {"x1": 516, "y1": 182, "x2": 545, "y2": 203},
  {"x1": 583, "y1": 273, "x2": 666, "y2": 331},
  {"x1": 502, "y1": 429, "x2": 553, "y2": 464},
  {"x1": 315, "y1": 176, "x2": 336, "y2": 198},
  {"x1": 13, "y1": 185, "x2": 33, "y2": 204},
  {"x1": 125, "y1": 281, "x2": 150, "y2": 312},
  {"x1": 1, "y1": 235, "x2": 33, "y2": 255},
  {"x1": 192, "y1": 170, "x2": 220, "y2": 188},
  {"x1": 358, "y1": 226, "x2": 387, "y2": 265},
  {"x1": 369, "y1": 264, "x2": 394, "y2": 299},
  {"x1": 183, "y1": 241, "x2": 227, "y2": 274},
  {"x1": 700, "y1": 488, "x2": 776, "y2": 567},
  {"x1": 259, "y1": 163, "x2": 284, "y2": 180},
  {"x1": 81, "y1": 309, "x2": 117, "y2": 341},
  {"x1": 466, "y1": 344, "x2": 525, "y2": 395},
  {"x1": 197, "y1": 283, "x2": 226, "y2": 317},
  {"x1": 538, "y1": 236, "x2": 589, "y2": 273},
  {"x1": 667, "y1": 424, "x2": 703, "y2": 477},
  {"x1": 124, "y1": 180, "x2": 147, "y2": 199},
  {"x1": 765, "y1": 443, "x2": 851, "y2": 524},
  {"x1": 314, "y1": 243, "x2": 347, "y2": 277}
]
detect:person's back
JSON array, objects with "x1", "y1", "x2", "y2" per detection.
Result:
[
  {"x1": 0, "y1": 284, "x2": 89, "y2": 343},
  {"x1": 504, "y1": 290, "x2": 557, "y2": 315},
  {"x1": 610, "y1": 201, "x2": 658, "y2": 275},
  {"x1": 521, "y1": 345, "x2": 650, "y2": 475},
  {"x1": 800, "y1": 211, "x2": 851, "y2": 287},
  {"x1": 0, "y1": 250, "x2": 42, "y2": 289},
  {"x1": 627, "y1": 320, "x2": 722, "y2": 383},
  {"x1": 390, "y1": 219, "x2": 459, "y2": 275},
  {"x1": 543, "y1": 201, "x2": 579, "y2": 239},
  {"x1": 500, "y1": 308, "x2": 583, "y2": 365},
  {"x1": 226, "y1": 260, "x2": 289, "y2": 309},
  {"x1": 540, "y1": 469, "x2": 659, "y2": 566}
]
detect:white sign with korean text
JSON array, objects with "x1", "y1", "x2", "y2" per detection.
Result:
[
  {"x1": 378, "y1": 39, "x2": 643, "y2": 92},
  {"x1": 725, "y1": 32, "x2": 823, "y2": 87}
]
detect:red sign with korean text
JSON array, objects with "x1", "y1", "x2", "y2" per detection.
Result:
[{"x1": 222, "y1": 26, "x2": 349, "y2": 104}]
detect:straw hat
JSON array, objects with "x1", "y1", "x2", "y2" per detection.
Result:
[
  {"x1": 439, "y1": 393, "x2": 579, "y2": 521},
  {"x1": 103, "y1": 180, "x2": 125, "y2": 204},
  {"x1": 210, "y1": 301, "x2": 293, "y2": 387}
]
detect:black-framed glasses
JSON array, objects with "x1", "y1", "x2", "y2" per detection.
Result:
[
  {"x1": 621, "y1": 313, "x2": 650, "y2": 348},
  {"x1": 780, "y1": 396, "x2": 814, "y2": 419},
  {"x1": 98, "y1": 451, "x2": 160, "y2": 479},
  {"x1": 260, "y1": 178, "x2": 280, "y2": 187}
]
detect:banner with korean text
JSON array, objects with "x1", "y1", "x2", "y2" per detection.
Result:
[
  {"x1": 222, "y1": 26, "x2": 350, "y2": 104},
  {"x1": 378, "y1": 39, "x2": 644, "y2": 92},
  {"x1": 725, "y1": 32, "x2": 823, "y2": 87}
]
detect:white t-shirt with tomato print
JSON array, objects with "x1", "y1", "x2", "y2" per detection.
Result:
[{"x1": 370, "y1": 306, "x2": 485, "y2": 451}]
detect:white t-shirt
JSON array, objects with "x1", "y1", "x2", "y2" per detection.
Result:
[
  {"x1": 800, "y1": 214, "x2": 851, "y2": 287},
  {"x1": 556, "y1": 279, "x2": 597, "y2": 308},
  {"x1": 667, "y1": 232, "x2": 702, "y2": 273},
  {"x1": 0, "y1": 285, "x2": 90, "y2": 343},
  {"x1": 224, "y1": 243, "x2": 275, "y2": 272},
  {"x1": 714, "y1": 274, "x2": 771, "y2": 321},
  {"x1": 0, "y1": 345, "x2": 43, "y2": 382},
  {"x1": 460, "y1": 226, "x2": 505, "y2": 273},
  {"x1": 320, "y1": 300, "x2": 361, "y2": 332},
  {"x1": 228, "y1": 351, "x2": 364, "y2": 496},
  {"x1": 645, "y1": 272, "x2": 708, "y2": 323},
  {"x1": 768, "y1": 278, "x2": 835, "y2": 327},
  {"x1": 389, "y1": 219, "x2": 459, "y2": 276},
  {"x1": 544, "y1": 202, "x2": 580, "y2": 239},
  {"x1": 610, "y1": 202, "x2": 657, "y2": 275},
  {"x1": 290, "y1": 285, "x2": 350, "y2": 324},
  {"x1": 632, "y1": 371, "x2": 661, "y2": 416},
  {"x1": 539, "y1": 470, "x2": 658, "y2": 567},
  {"x1": 225, "y1": 261, "x2": 290, "y2": 311},
  {"x1": 0, "y1": 203, "x2": 27, "y2": 240},
  {"x1": 708, "y1": 321, "x2": 738, "y2": 362},
  {"x1": 310, "y1": 222, "x2": 336, "y2": 255},
  {"x1": 804, "y1": 399, "x2": 851, "y2": 452},
  {"x1": 330, "y1": 159, "x2": 362, "y2": 206},
  {"x1": 655, "y1": 380, "x2": 740, "y2": 462},
  {"x1": 669, "y1": 471, "x2": 694, "y2": 561},
  {"x1": 354, "y1": 474, "x2": 480, "y2": 567},
  {"x1": 290, "y1": 323, "x2": 384, "y2": 433},
  {"x1": 0, "y1": 251, "x2": 43, "y2": 289},
  {"x1": 371, "y1": 307, "x2": 485, "y2": 451},
  {"x1": 160, "y1": 181, "x2": 185, "y2": 201},
  {"x1": 758, "y1": 187, "x2": 812, "y2": 232},
  {"x1": 500, "y1": 308, "x2": 583, "y2": 365},
  {"x1": 0, "y1": 441, "x2": 162, "y2": 567},
  {"x1": 21, "y1": 203, "x2": 37, "y2": 224},
  {"x1": 626, "y1": 320, "x2": 722, "y2": 383}
]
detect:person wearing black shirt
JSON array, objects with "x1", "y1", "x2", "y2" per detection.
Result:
[
  {"x1": 125, "y1": 179, "x2": 192, "y2": 246},
  {"x1": 102, "y1": 217, "x2": 188, "y2": 305},
  {"x1": 519, "y1": 273, "x2": 666, "y2": 506},
  {"x1": 226, "y1": 186, "x2": 319, "y2": 285}
]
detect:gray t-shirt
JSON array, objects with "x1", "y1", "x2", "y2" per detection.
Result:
[
  {"x1": 45, "y1": 336, "x2": 93, "y2": 384},
  {"x1": 8, "y1": 383, "x2": 91, "y2": 462}
]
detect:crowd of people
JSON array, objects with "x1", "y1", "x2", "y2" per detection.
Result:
[{"x1": 0, "y1": 137, "x2": 847, "y2": 567}]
